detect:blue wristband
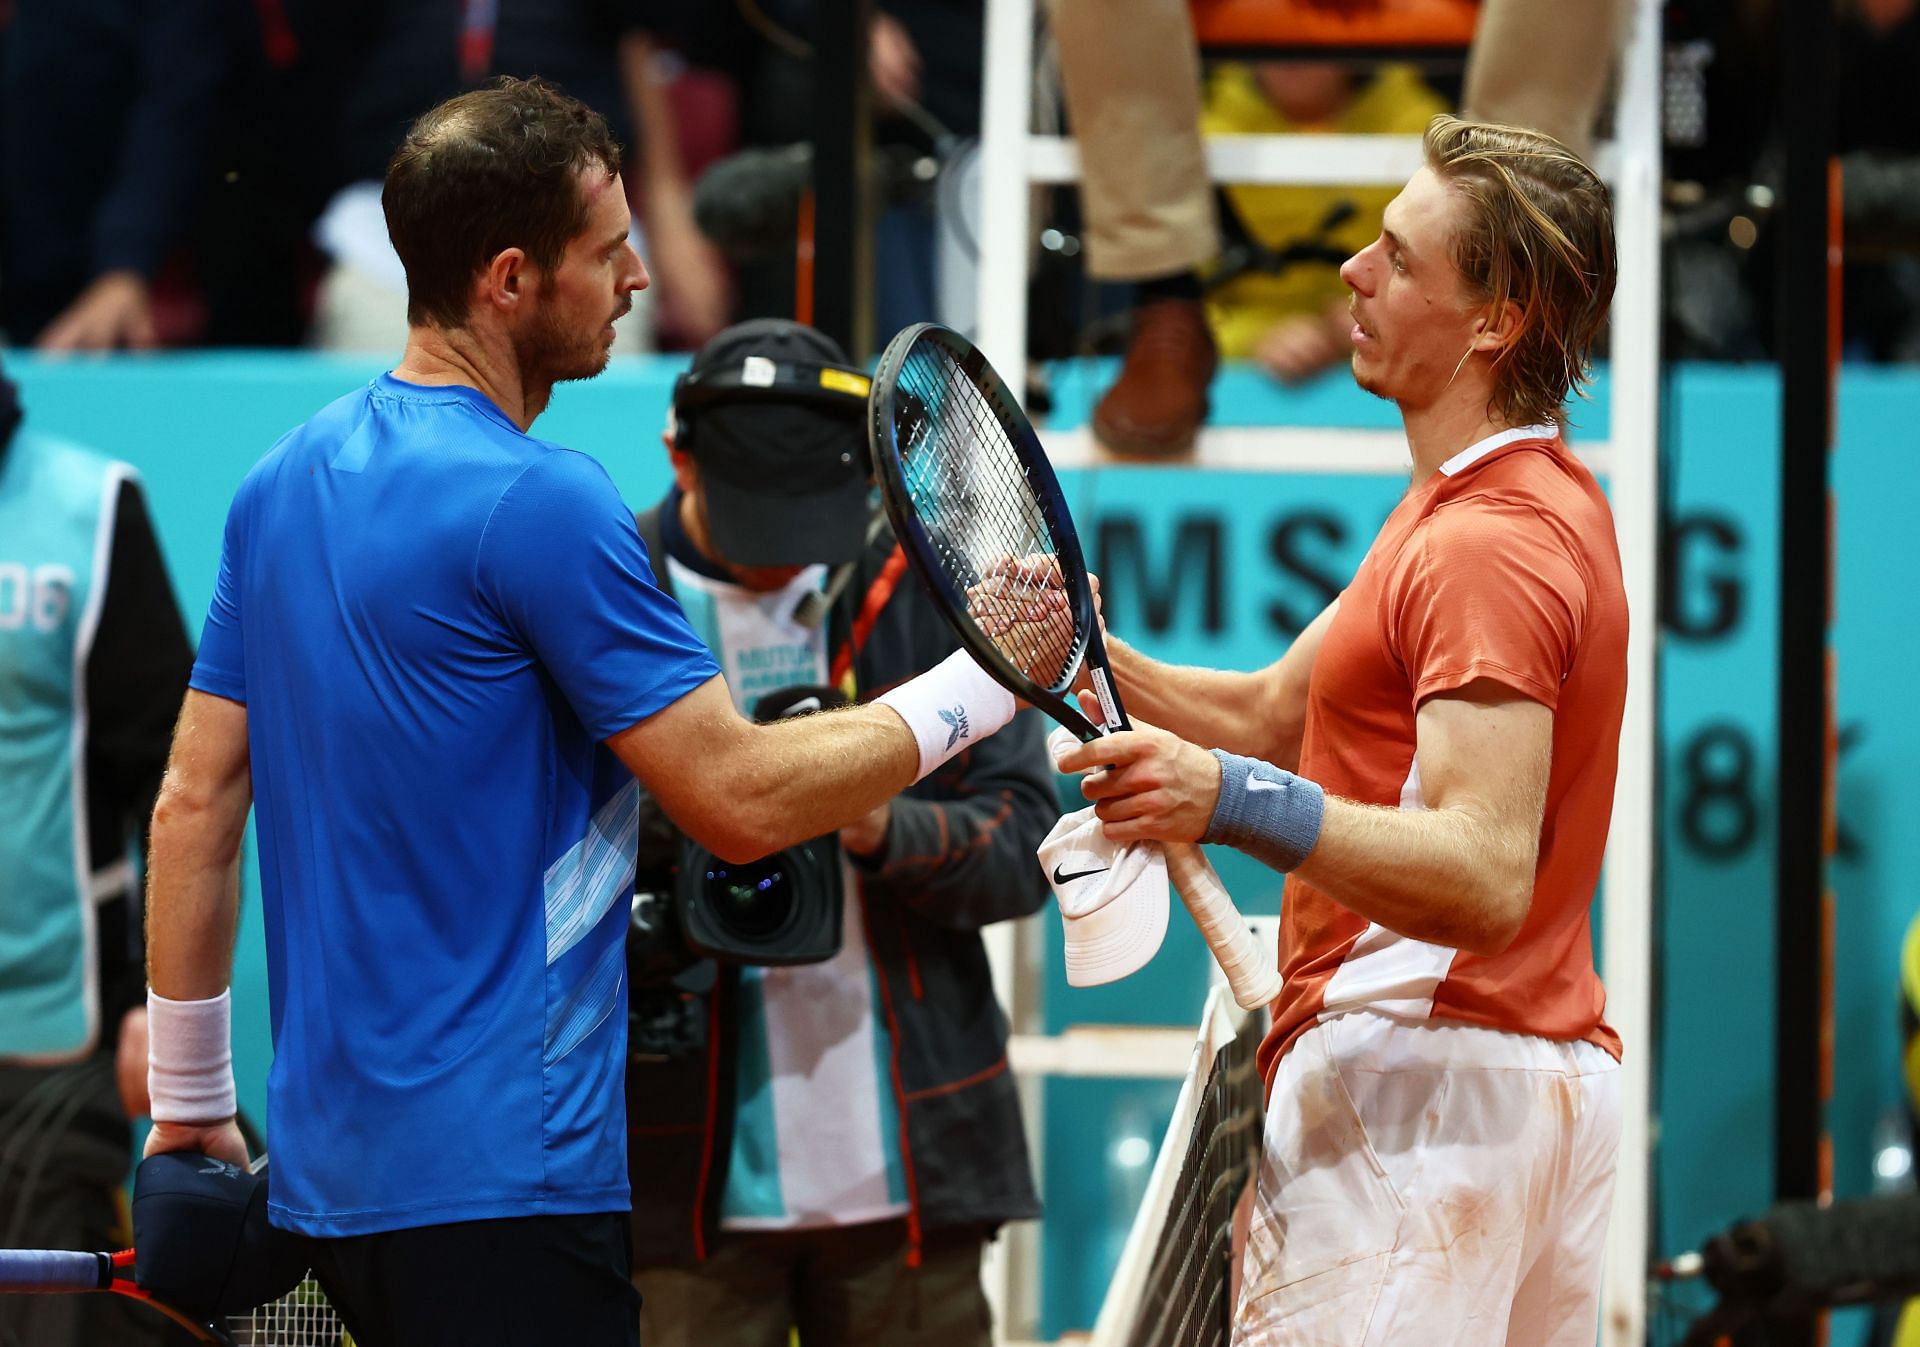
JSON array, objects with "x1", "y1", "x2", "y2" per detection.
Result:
[{"x1": 1204, "y1": 751, "x2": 1326, "y2": 873}]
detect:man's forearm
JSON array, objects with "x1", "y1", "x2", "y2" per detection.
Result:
[
  {"x1": 622, "y1": 657, "x2": 1015, "y2": 865},
  {"x1": 724, "y1": 648, "x2": 1023, "y2": 859},
  {"x1": 1292, "y1": 797, "x2": 1536, "y2": 956},
  {"x1": 143, "y1": 773, "x2": 247, "y2": 1136},
  {"x1": 727, "y1": 705, "x2": 922, "y2": 860},
  {"x1": 145, "y1": 783, "x2": 246, "y2": 999}
]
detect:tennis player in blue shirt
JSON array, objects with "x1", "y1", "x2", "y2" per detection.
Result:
[{"x1": 138, "y1": 78, "x2": 1017, "y2": 1347}]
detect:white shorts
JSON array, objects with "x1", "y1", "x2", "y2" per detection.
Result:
[{"x1": 1233, "y1": 1011, "x2": 1622, "y2": 1347}]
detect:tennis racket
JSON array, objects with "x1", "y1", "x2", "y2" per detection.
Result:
[
  {"x1": 0, "y1": 1251, "x2": 348, "y2": 1346},
  {"x1": 0, "y1": 1249, "x2": 347, "y2": 1345},
  {"x1": 0, "y1": 1158, "x2": 350, "y2": 1347},
  {"x1": 867, "y1": 322, "x2": 1281, "y2": 1010}
]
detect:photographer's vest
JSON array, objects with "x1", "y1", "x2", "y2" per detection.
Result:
[
  {"x1": 665, "y1": 557, "x2": 910, "y2": 1230},
  {"x1": 0, "y1": 432, "x2": 129, "y2": 1060}
]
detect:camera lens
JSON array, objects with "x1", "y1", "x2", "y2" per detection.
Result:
[{"x1": 700, "y1": 855, "x2": 797, "y2": 940}]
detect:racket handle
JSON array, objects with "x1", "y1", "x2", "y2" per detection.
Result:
[
  {"x1": 0, "y1": 1249, "x2": 110, "y2": 1292},
  {"x1": 1164, "y1": 842, "x2": 1281, "y2": 1011}
]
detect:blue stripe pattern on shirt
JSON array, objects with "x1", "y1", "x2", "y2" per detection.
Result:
[
  {"x1": 545, "y1": 931, "x2": 627, "y2": 1068},
  {"x1": 544, "y1": 781, "x2": 640, "y2": 967}
]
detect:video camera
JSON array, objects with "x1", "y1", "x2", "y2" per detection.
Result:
[{"x1": 630, "y1": 684, "x2": 851, "y2": 976}]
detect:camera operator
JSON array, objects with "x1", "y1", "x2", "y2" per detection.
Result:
[{"x1": 625, "y1": 319, "x2": 1054, "y2": 1347}]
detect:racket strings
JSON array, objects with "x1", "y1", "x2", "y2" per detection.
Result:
[
  {"x1": 895, "y1": 346, "x2": 1083, "y2": 690},
  {"x1": 907, "y1": 356, "x2": 1071, "y2": 684},
  {"x1": 230, "y1": 1274, "x2": 349, "y2": 1346}
]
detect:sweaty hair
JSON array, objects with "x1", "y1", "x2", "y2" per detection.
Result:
[
  {"x1": 383, "y1": 77, "x2": 622, "y2": 330},
  {"x1": 1422, "y1": 115, "x2": 1616, "y2": 428}
]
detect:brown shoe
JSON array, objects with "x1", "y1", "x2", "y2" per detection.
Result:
[{"x1": 1091, "y1": 299, "x2": 1218, "y2": 458}]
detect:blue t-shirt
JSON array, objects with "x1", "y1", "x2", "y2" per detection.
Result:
[{"x1": 190, "y1": 375, "x2": 719, "y2": 1237}]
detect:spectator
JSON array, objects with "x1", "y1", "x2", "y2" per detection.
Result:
[
  {"x1": 308, "y1": 2, "x2": 729, "y2": 352},
  {"x1": 1201, "y1": 61, "x2": 1447, "y2": 382},
  {"x1": 689, "y1": 1, "x2": 985, "y2": 340},
  {"x1": 866, "y1": 2, "x2": 986, "y2": 340},
  {"x1": 0, "y1": 0, "x2": 227, "y2": 349},
  {"x1": 624, "y1": 320, "x2": 1052, "y2": 1345},
  {"x1": 1460, "y1": 0, "x2": 1634, "y2": 163},
  {"x1": 1835, "y1": 0, "x2": 1920, "y2": 362},
  {"x1": 0, "y1": 356, "x2": 195, "y2": 1347},
  {"x1": 184, "y1": 0, "x2": 351, "y2": 347},
  {"x1": 1050, "y1": 0, "x2": 1218, "y2": 458},
  {"x1": 1869, "y1": 908, "x2": 1920, "y2": 1347},
  {"x1": 1050, "y1": 0, "x2": 1632, "y2": 456}
]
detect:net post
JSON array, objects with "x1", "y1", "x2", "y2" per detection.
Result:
[{"x1": 1088, "y1": 989, "x2": 1260, "y2": 1347}]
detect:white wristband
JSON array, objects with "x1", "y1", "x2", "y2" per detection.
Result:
[
  {"x1": 147, "y1": 988, "x2": 237, "y2": 1124},
  {"x1": 876, "y1": 649, "x2": 1018, "y2": 781}
]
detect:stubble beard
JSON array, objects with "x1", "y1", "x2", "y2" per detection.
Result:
[
  {"x1": 1350, "y1": 351, "x2": 1392, "y2": 403},
  {"x1": 516, "y1": 302, "x2": 616, "y2": 392}
]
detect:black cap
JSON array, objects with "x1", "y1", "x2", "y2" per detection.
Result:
[
  {"x1": 675, "y1": 319, "x2": 872, "y2": 568},
  {"x1": 132, "y1": 1153, "x2": 310, "y2": 1317}
]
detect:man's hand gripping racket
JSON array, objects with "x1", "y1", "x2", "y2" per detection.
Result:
[{"x1": 866, "y1": 322, "x2": 1281, "y2": 1010}]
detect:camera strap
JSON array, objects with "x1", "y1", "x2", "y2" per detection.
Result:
[{"x1": 829, "y1": 542, "x2": 909, "y2": 697}]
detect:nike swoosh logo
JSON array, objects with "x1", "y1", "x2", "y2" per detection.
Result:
[
  {"x1": 1246, "y1": 776, "x2": 1287, "y2": 792},
  {"x1": 1051, "y1": 864, "x2": 1109, "y2": 885},
  {"x1": 787, "y1": 696, "x2": 822, "y2": 715}
]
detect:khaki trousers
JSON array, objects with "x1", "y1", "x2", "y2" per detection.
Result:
[
  {"x1": 1463, "y1": 0, "x2": 1637, "y2": 160},
  {"x1": 1049, "y1": 0, "x2": 1636, "y2": 281},
  {"x1": 1050, "y1": 0, "x2": 1219, "y2": 281}
]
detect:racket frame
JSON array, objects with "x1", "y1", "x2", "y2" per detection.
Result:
[
  {"x1": 0, "y1": 1247, "x2": 234, "y2": 1344},
  {"x1": 867, "y1": 322, "x2": 1281, "y2": 1011},
  {"x1": 2, "y1": 1150, "x2": 345, "y2": 1347},
  {"x1": 869, "y1": 322, "x2": 1124, "y2": 746}
]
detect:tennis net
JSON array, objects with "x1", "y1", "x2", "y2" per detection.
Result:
[{"x1": 1088, "y1": 987, "x2": 1266, "y2": 1347}]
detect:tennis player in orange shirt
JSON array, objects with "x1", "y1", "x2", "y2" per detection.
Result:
[{"x1": 1057, "y1": 115, "x2": 1628, "y2": 1345}]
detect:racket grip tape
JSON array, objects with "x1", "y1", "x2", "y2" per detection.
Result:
[
  {"x1": 0, "y1": 1249, "x2": 112, "y2": 1291},
  {"x1": 1164, "y1": 842, "x2": 1281, "y2": 1011}
]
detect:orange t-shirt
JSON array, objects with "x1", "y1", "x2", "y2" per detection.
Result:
[{"x1": 1257, "y1": 425, "x2": 1628, "y2": 1093}]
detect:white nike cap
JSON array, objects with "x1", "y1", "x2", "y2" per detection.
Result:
[{"x1": 1039, "y1": 729, "x2": 1170, "y2": 986}]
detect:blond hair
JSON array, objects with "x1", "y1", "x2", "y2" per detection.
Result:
[{"x1": 1422, "y1": 115, "x2": 1616, "y2": 428}]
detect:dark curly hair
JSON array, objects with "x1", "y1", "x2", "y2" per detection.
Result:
[{"x1": 383, "y1": 77, "x2": 623, "y2": 330}]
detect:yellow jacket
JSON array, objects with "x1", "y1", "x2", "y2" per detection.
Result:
[{"x1": 1201, "y1": 64, "x2": 1448, "y2": 358}]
